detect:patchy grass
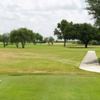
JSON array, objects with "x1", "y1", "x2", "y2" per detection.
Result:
[
  {"x1": 0, "y1": 44, "x2": 88, "y2": 74},
  {"x1": 0, "y1": 44, "x2": 100, "y2": 100}
]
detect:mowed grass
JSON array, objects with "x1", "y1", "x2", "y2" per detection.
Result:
[
  {"x1": 0, "y1": 75, "x2": 100, "y2": 100},
  {"x1": 0, "y1": 44, "x2": 100, "y2": 100}
]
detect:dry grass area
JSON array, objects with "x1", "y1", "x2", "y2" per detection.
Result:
[{"x1": 0, "y1": 45, "x2": 88, "y2": 74}]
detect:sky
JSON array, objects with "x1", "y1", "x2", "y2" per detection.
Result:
[{"x1": 0, "y1": 0, "x2": 94, "y2": 37}]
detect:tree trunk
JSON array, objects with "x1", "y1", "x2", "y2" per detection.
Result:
[
  {"x1": 6, "y1": 42, "x2": 8, "y2": 46},
  {"x1": 51, "y1": 42, "x2": 53, "y2": 45},
  {"x1": 21, "y1": 42, "x2": 25, "y2": 48},
  {"x1": 33, "y1": 40, "x2": 36, "y2": 45},
  {"x1": 85, "y1": 43, "x2": 88, "y2": 48},
  {"x1": 16, "y1": 43, "x2": 19, "y2": 48},
  {"x1": 3, "y1": 42, "x2": 6, "y2": 48},
  {"x1": 64, "y1": 39, "x2": 66, "y2": 47},
  {"x1": 33, "y1": 42, "x2": 36, "y2": 45},
  {"x1": 48, "y1": 42, "x2": 50, "y2": 45},
  {"x1": 3, "y1": 42, "x2": 8, "y2": 48}
]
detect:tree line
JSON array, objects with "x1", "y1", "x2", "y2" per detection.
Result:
[
  {"x1": 0, "y1": 21, "x2": 100, "y2": 48},
  {"x1": 54, "y1": 20, "x2": 100, "y2": 48},
  {"x1": 0, "y1": 0, "x2": 99, "y2": 48},
  {"x1": 0, "y1": 28, "x2": 54, "y2": 48},
  {"x1": 54, "y1": 0, "x2": 100, "y2": 48}
]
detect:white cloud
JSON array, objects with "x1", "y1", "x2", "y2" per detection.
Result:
[{"x1": 0, "y1": 0, "x2": 94, "y2": 37}]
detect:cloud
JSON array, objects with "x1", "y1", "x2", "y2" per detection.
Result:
[{"x1": 0, "y1": 0, "x2": 94, "y2": 37}]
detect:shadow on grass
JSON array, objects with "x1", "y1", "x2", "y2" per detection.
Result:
[
  {"x1": 0, "y1": 72, "x2": 53, "y2": 76},
  {"x1": 67, "y1": 46, "x2": 99, "y2": 49},
  {"x1": 85, "y1": 59, "x2": 99, "y2": 64},
  {"x1": 98, "y1": 58, "x2": 100, "y2": 64},
  {"x1": 0, "y1": 70, "x2": 100, "y2": 77}
]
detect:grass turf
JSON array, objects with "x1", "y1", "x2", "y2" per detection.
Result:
[
  {"x1": 0, "y1": 44, "x2": 100, "y2": 100},
  {"x1": 0, "y1": 75, "x2": 100, "y2": 100}
]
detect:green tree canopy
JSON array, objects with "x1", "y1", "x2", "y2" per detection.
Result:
[
  {"x1": 54, "y1": 20, "x2": 74, "y2": 47},
  {"x1": 54, "y1": 19, "x2": 98, "y2": 48},
  {"x1": 75, "y1": 23, "x2": 97, "y2": 48},
  {"x1": 2, "y1": 33, "x2": 9, "y2": 48},
  {"x1": 44, "y1": 36, "x2": 54, "y2": 45},
  {"x1": 86, "y1": 0, "x2": 100, "y2": 27},
  {"x1": 10, "y1": 28, "x2": 34, "y2": 48},
  {"x1": 35, "y1": 33, "x2": 43, "y2": 43}
]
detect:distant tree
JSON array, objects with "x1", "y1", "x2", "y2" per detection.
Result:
[
  {"x1": 44, "y1": 37, "x2": 48, "y2": 43},
  {"x1": 95, "y1": 28, "x2": 100, "y2": 42},
  {"x1": 44, "y1": 37, "x2": 54, "y2": 45},
  {"x1": 10, "y1": 28, "x2": 34, "y2": 48},
  {"x1": 54, "y1": 20, "x2": 74, "y2": 47},
  {"x1": 48, "y1": 37, "x2": 54, "y2": 45},
  {"x1": 75, "y1": 23, "x2": 97, "y2": 48},
  {"x1": 35, "y1": 33, "x2": 43, "y2": 44},
  {"x1": 30, "y1": 32, "x2": 37, "y2": 45},
  {"x1": 18, "y1": 28, "x2": 33, "y2": 48},
  {"x1": 0, "y1": 34, "x2": 2, "y2": 42},
  {"x1": 10, "y1": 30, "x2": 20, "y2": 48},
  {"x1": 86, "y1": 0, "x2": 100, "y2": 27},
  {"x1": 2, "y1": 33, "x2": 9, "y2": 48},
  {"x1": 54, "y1": 28, "x2": 63, "y2": 40}
]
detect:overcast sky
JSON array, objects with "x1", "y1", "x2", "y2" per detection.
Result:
[{"x1": 0, "y1": 0, "x2": 94, "y2": 37}]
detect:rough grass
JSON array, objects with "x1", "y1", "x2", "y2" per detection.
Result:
[{"x1": 0, "y1": 44, "x2": 88, "y2": 74}]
